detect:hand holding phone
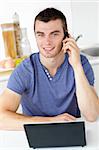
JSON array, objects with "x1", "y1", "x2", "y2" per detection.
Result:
[
  {"x1": 62, "y1": 33, "x2": 81, "y2": 69},
  {"x1": 63, "y1": 31, "x2": 69, "y2": 40},
  {"x1": 61, "y1": 31, "x2": 69, "y2": 51}
]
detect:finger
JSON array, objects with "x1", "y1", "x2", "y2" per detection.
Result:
[
  {"x1": 63, "y1": 116, "x2": 75, "y2": 121},
  {"x1": 63, "y1": 43, "x2": 76, "y2": 54},
  {"x1": 65, "y1": 113, "x2": 76, "y2": 120},
  {"x1": 68, "y1": 34, "x2": 72, "y2": 38},
  {"x1": 63, "y1": 37, "x2": 76, "y2": 45},
  {"x1": 65, "y1": 41, "x2": 78, "y2": 51},
  {"x1": 60, "y1": 113, "x2": 76, "y2": 121}
]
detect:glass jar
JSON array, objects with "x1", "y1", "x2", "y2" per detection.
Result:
[
  {"x1": 1, "y1": 23, "x2": 17, "y2": 59},
  {"x1": 20, "y1": 28, "x2": 31, "y2": 57}
]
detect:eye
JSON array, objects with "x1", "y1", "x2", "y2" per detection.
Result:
[
  {"x1": 51, "y1": 33, "x2": 59, "y2": 38},
  {"x1": 37, "y1": 34, "x2": 44, "y2": 37},
  {"x1": 36, "y1": 32, "x2": 45, "y2": 38},
  {"x1": 53, "y1": 33, "x2": 58, "y2": 36}
]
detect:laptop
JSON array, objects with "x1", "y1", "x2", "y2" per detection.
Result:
[{"x1": 24, "y1": 121, "x2": 86, "y2": 149}]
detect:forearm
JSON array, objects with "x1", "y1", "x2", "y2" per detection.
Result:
[
  {"x1": 0, "y1": 110, "x2": 76, "y2": 130},
  {"x1": 74, "y1": 63, "x2": 99, "y2": 121},
  {"x1": 0, "y1": 110, "x2": 52, "y2": 131}
]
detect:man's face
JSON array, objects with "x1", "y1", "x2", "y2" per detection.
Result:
[{"x1": 35, "y1": 19, "x2": 64, "y2": 58}]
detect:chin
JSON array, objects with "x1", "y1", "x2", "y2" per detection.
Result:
[
  {"x1": 43, "y1": 54, "x2": 53, "y2": 58},
  {"x1": 40, "y1": 49, "x2": 61, "y2": 58},
  {"x1": 43, "y1": 52, "x2": 58, "y2": 58}
]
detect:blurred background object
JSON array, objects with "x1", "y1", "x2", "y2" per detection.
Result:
[
  {"x1": 13, "y1": 12, "x2": 22, "y2": 57},
  {"x1": 0, "y1": 57, "x2": 15, "y2": 69},
  {"x1": 0, "y1": 12, "x2": 31, "y2": 62},
  {"x1": 75, "y1": 34, "x2": 83, "y2": 42},
  {"x1": 1, "y1": 23, "x2": 17, "y2": 59},
  {"x1": 20, "y1": 28, "x2": 31, "y2": 57}
]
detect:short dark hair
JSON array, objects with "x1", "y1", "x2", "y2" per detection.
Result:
[{"x1": 34, "y1": 8, "x2": 68, "y2": 33}]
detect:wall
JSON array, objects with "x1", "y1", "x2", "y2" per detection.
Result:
[
  {"x1": 98, "y1": 2, "x2": 99, "y2": 43},
  {"x1": 0, "y1": 0, "x2": 72, "y2": 59},
  {"x1": 71, "y1": 1, "x2": 99, "y2": 48}
]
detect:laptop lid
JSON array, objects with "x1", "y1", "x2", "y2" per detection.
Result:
[{"x1": 24, "y1": 121, "x2": 86, "y2": 149}]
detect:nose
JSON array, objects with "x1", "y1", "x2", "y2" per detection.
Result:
[{"x1": 45, "y1": 35, "x2": 51, "y2": 45}]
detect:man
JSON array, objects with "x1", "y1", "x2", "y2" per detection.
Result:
[{"x1": 0, "y1": 8, "x2": 99, "y2": 130}]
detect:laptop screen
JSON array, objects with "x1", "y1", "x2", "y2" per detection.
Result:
[{"x1": 24, "y1": 121, "x2": 86, "y2": 149}]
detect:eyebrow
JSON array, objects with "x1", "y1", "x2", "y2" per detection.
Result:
[
  {"x1": 35, "y1": 30, "x2": 61, "y2": 35},
  {"x1": 35, "y1": 31, "x2": 44, "y2": 35},
  {"x1": 50, "y1": 30, "x2": 61, "y2": 34}
]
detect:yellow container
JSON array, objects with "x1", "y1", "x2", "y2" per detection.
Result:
[{"x1": 1, "y1": 23, "x2": 17, "y2": 59}]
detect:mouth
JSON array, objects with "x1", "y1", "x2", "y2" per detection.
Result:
[{"x1": 43, "y1": 47, "x2": 55, "y2": 52}]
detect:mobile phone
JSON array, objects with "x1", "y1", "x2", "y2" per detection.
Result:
[
  {"x1": 63, "y1": 31, "x2": 69, "y2": 40},
  {"x1": 61, "y1": 31, "x2": 69, "y2": 50}
]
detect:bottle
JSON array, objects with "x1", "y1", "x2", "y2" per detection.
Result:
[
  {"x1": 20, "y1": 28, "x2": 31, "y2": 57},
  {"x1": 1, "y1": 23, "x2": 17, "y2": 59},
  {"x1": 12, "y1": 12, "x2": 21, "y2": 57}
]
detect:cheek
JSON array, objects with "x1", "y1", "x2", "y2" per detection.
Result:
[
  {"x1": 56, "y1": 39, "x2": 63, "y2": 47},
  {"x1": 36, "y1": 39, "x2": 42, "y2": 48}
]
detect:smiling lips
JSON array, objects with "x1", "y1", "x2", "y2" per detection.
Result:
[{"x1": 43, "y1": 47, "x2": 54, "y2": 51}]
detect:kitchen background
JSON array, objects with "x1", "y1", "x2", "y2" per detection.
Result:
[
  {"x1": 0, "y1": 0, "x2": 99, "y2": 96},
  {"x1": 0, "y1": 0, "x2": 99, "y2": 58}
]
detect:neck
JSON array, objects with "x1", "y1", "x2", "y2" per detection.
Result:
[{"x1": 40, "y1": 52, "x2": 65, "y2": 76}]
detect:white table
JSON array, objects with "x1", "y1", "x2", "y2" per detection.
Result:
[{"x1": 0, "y1": 118, "x2": 99, "y2": 150}]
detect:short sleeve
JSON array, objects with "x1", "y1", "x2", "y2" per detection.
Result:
[
  {"x1": 81, "y1": 55, "x2": 95, "y2": 86},
  {"x1": 7, "y1": 58, "x2": 33, "y2": 95}
]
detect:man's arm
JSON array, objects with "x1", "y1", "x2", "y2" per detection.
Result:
[
  {"x1": 74, "y1": 63, "x2": 99, "y2": 121},
  {"x1": 63, "y1": 37, "x2": 99, "y2": 121},
  {"x1": 0, "y1": 88, "x2": 76, "y2": 130}
]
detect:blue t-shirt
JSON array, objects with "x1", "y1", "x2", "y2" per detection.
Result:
[{"x1": 7, "y1": 53, "x2": 94, "y2": 117}]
